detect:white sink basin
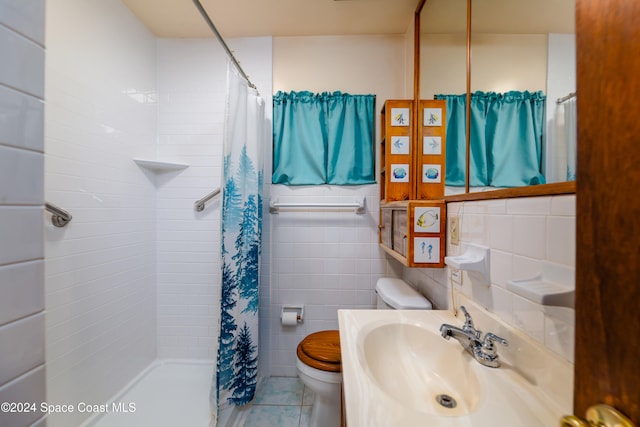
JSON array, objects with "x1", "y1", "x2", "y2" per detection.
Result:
[
  {"x1": 339, "y1": 309, "x2": 565, "y2": 426},
  {"x1": 362, "y1": 322, "x2": 481, "y2": 416}
]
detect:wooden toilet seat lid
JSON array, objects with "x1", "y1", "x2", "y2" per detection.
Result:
[{"x1": 297, "y1": 330, "x2": 342, "y2": 373}]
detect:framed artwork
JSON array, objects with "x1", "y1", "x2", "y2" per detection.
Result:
[
  {"x1": 414, "y1": 237, "x2": 440, "y2": 263},
  {"x1": 422, "y1": 164, "x2": 442, "y2": 183},
  {"x1": 391, "y1": 136, "x2": 410, "y2": 155},
  {"x1": 390, "y1": 164, "x2": 410, "y2": 182},
  {"x1": 423, "y1": 136, "x2": 442, "y2": 155},
  {"x1": 414, "y1": 207, "x2": 441, "y2": 233},
  {"x1": 391, "y1": 108, "x2": 410, "y2": 126},
  {"x1": 424, "y1": 108, "x2": 442, "y2": 127}
]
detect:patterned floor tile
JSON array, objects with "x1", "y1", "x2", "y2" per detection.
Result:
[
  {"x1": 252, "y1": 377, "x2": 304, "y2": 405},
  {"x1": 243, "y1": 405, "x2": 301, "y2": 427}
]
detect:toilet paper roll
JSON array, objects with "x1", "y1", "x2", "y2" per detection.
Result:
[{"x1": 281, "y1": 311, "x2": 298, "y2": 326}]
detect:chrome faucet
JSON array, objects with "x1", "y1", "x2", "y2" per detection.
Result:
[{"x1": 439, "y1": 306, "x2": 508, "y2": 368}]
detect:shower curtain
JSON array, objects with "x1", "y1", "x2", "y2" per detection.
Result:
[
  {"x1": 550, "y1": 97, "x2": 577, "y2": 182},
  {"x1": 563, "y1": 97, "x2": 577, "y2": 181},
  {"x1": 214, "y1": 61, "x2": 265, "y2": 424}
]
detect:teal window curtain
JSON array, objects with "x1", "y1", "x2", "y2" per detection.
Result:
[
  {"x1": 436, "y1": 91, "x2": 546, "y2": 187},
  {"x1": 272, "y1": 91, "x2": 375, "y2": 185}
]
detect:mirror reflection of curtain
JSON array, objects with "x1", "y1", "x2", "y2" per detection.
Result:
[{"x1": 436, "y1": 91, "x2": 547, "y2": 187}]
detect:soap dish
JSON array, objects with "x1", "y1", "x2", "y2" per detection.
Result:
[
  {"x1": 444, "y1": 243, "x2": 490, "y2": 283},
  {"x1": 507, "y1": 262, "x2": 575, "y2": 309}
]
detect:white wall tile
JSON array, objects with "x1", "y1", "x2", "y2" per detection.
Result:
[
  {"x1": 513, "y1": 295, "x2": 545, "y2": 343},
  {"x1": 487, "y1": 214, "x2": 513, "y2": 251},
  {"x1": 0, "y1": 5, "x2": 45, "y2": 424},
  {"x1": 414, "y1": 195, "x2": 575, "y2": 365},
  {"x1": 156, "y1": 37, "x2": 272, "y2": 360},
  {"x1": 0, "y1": 85, "x2": 43, "y2": 152},
  {"x1": 506, "y1": 197, "x2": 551, "y2": 215},
  {"x1": 490, "y1": 285, "x2": 514, "y2": 324},
  {"x1": 512, "y1": 215, "x2": 546, "y2": 259},
  {"x1": 547, "y1": 216, "x2": 576, "y2": 266},
  {"x1": 489, "y1": 249, "x2": 513, "y2": 288},
  {"x1": 0, "y1": 145, "x2": 43, "y2": 204},
  {"x1": 0, "y1": 0, "x2": 45, "y2": 45},
  {"x1": 0, "y1": 207, "x2": 43, "y2": 265},
  {"x1": 550, "y1": 195, "x2": 576, "y2": 216},
  {"x1": 0, "y1": 313, "x2": 44, "y2": 385},
  {"x1": 544, "y1": 307, "x2": 575, "y2": 363},
  {"x1": 460, "y1": 213, "x2": 486, "y2": 244},
  {"x1": 512, "y1": 254, "x2": 543, "y2": 280},
  {"x1": 0, "y1": 366, "x2": 46, "y2": 427},
  {"x1": 45, "y1": 1, "x2": 157, "y2": 426},
  {"x1": 0, "y1": 24, "x2": 44, "y2": 97},
  {"x1": 0, "y1": 261, "x2": 43, "y2": 326}
]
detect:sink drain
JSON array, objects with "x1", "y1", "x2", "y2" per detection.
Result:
[{"x1": 435, "y1": 394, "x2": 457, "y2": 409}]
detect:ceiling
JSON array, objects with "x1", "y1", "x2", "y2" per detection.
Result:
[
  {"x1": 121, "y1": 0, "x2": 419, "y2": 38},
  {"x1": 421, "y1": 0, "x2": 575, "y2": 34}
]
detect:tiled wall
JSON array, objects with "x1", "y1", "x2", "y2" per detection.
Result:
[
  {"x1": 155, "y1": 37, "x2": 273, "y2": 360},
  {"x1": 405, "y1": 195, "x2": 576, "y2": 363},
  {"x1": 0, "y1": 1, "x2": 47, "y2": 426},
  {"x1": 545, "y1": 34, "x2": 576, "y2": 183},
  {"x1": 44, "y1": 1, "x2": 158, "y2": 426},
  {"x1": 269, "y1": 35, "x2": 410, "y2": 376}
]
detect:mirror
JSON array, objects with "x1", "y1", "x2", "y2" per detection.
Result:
[{"x1": 417, "y1": 0, "x2": 576, "y2": 197}]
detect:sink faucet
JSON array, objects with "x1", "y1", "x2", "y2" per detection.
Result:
[{"x1": 439, "y1": 306, "x2": 508, "y2": 368}]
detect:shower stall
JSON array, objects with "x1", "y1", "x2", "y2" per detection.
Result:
[{"x1": 44, "y1": 1, "x2": 272, "y2": 426}]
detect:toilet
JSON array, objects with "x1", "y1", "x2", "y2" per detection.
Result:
[{"x1": 296, "y1": 278, "x2": 431, "y2": 427}]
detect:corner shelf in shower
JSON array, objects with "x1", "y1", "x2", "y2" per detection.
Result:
[{"x1": 133, "y1": 158, "x2": 189, "y2": 173}]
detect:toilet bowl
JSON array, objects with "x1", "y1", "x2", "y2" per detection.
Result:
[
  {"x1": 296, "y1": 278, "x2": 431, "y2": 427},
  {"x1": 296, "y1": 330, "x2": 342, "y2": 427}
]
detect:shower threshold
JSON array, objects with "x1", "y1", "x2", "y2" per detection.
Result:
[{"x1": 81, "y1": 360, "x2": 214, "y2": 427}]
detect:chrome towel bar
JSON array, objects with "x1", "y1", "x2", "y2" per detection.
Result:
[
  {"x1": 45, "y1": 202, "x2": 72, "y2": 227},
  {"x1": 269, "y1": 197, "x2": 366, "y2": 214},
  {"x1": 194, "y1": 188, "x2": 221, "y2": 212}
]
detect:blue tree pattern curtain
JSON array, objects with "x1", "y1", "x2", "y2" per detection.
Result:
[
  {"x1": 214, "y1": 63, "x2": 265, "y2": 423},
  {"x1": 436, "y1": 91, "x2": 546, "y2": 187},
  {"x1": 272, "y1": 91, "x2": 375, "y2": 185}
]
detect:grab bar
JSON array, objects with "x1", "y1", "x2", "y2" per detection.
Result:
[
  {"x1": 194, "y1": 188, "x2": 221, "y2": 212},
  {"x1": 45, "y1": 202, "x2": 72, "y2": 227},
  {"x1": 269, "y1": 197, "x2": 366, "y2": 214},
  {"x1": 556, "y1": 92, "x2": 577, "y2": 104}
]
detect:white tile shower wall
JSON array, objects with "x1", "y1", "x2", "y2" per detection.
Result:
[
  {"x1": 269, "y1": 35, "x2": 410, "y2": 376},
  {"x1": 45, "y1": 1, "x2": 157, "y2": 426},
  {"x1": 155, "y1": 38, "x2": 273, "y2": 361},
  {"x1": 407, "y1": 195, "x2": 576, "y2": 363},
  {"x1": 155, "y1": 39, "x2": 226, "y2": 361},
  {"x1": 0, "y1": 1, "x2": 46, "y2": 426}
]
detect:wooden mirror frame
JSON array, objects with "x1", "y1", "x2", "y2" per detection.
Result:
[{"x1": 413, "y1": 0, "x2": 576, "y2": 201}]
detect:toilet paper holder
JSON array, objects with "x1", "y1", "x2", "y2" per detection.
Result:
[{"x1": 281, "y1": 305, "x2": 304, "y2": 325}]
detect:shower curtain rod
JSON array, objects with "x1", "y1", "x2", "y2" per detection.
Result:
[
  {"x1": 191, "y1": 0, "x2": 258, "y2": 92},
  {"x1": 556, "y1": 92, "x2": 577, "y2": 104}
]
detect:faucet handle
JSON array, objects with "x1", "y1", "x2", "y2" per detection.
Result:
[
  {"x1": 482, "y1": 332, "x2": 508, "y2": 356},
  {"x1": 459, "y1": 306, "x2": 480, "y2": 336}
]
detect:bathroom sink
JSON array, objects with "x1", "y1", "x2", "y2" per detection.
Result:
[
  {"x1": 361, "y1": 322, "x2": 481, "y2": 416},
  {"x1": 339, "y1": 309, "x2": 566, "y2": 427}
]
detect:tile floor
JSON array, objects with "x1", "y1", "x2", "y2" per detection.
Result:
[{"x1": 243, "y1": 377, "x2": 314, "y2": 427}]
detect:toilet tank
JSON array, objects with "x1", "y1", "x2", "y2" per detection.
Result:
[{"x1": 375, "y1": 278, "x2": 432, "y2": 310}]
